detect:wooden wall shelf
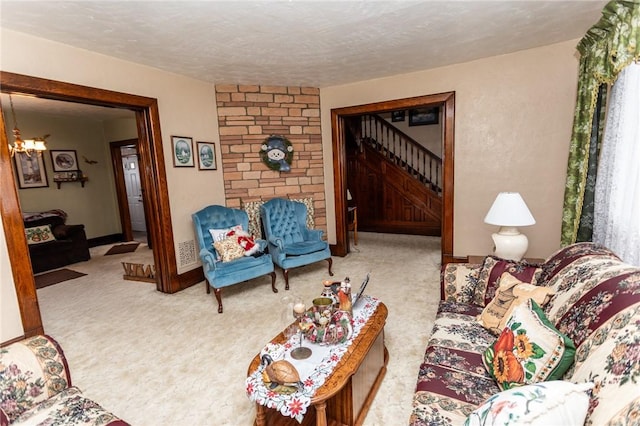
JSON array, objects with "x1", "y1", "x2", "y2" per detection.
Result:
[{"x1": 53, "y1": 177, "x2": 88, "y2": 189}]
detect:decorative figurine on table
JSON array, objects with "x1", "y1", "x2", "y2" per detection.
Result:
[
  {"x1": 337, "y1": 289, "x2": 352, "y2": 315},
  {"x1": 321, "y1": 277, "x2": 352, "y2": 313},
  {"x1": 321, "y1": 280, "x2": 340, "y2": 307},
  {"x1": 261, "y1": 354, "x2": 303, "y2": 394}
]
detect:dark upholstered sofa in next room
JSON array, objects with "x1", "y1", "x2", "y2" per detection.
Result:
[
  {"x1": 410, "y1": 242, "x2": 640, "y2": 425},
  {"x1": 23, "y1": 210, "x2": 90, "y2": 273}
]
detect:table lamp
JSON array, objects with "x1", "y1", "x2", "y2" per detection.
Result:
[{"x1": 484, "y1": 192, "x2": 535, "y2": 261}]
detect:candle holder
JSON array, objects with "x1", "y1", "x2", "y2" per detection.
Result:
[{"x1": 290, "y1": 296, "x2": 312, "y2": 360}]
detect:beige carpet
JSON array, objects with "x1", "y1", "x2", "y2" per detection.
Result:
[{"x1": 36, "y1": 233, "x2": 442, "y2": 425}]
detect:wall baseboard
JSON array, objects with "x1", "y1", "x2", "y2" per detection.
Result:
[{"x1": 178, "y1": 266, "x2": 204, "y2": 290}]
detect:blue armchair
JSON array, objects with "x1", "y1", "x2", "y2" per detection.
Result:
[
  {"x1": 192, "y1": 205, "x2": 277, "y2": 313},
  {"x1": 260, "y1": 198, "x2": 333, "y2": 290}
]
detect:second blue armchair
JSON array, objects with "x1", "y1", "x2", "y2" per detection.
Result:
[{"x1": 260, "y1": 198, "x2": 333, "y2": 290}]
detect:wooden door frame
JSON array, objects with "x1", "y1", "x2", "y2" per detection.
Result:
[
  {"x1": 331, "y1": 92, "x2": 455, "y2": 263},
  {"x1": 110, "y1": 139, "x2": 139, "y2": 243},
  {"x1": 0, "y1": 71, "x2": 180, "y2": 339}
]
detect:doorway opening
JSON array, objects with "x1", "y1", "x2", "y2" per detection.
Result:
[
  {"x1": 331, "y1": 92, "x2": 455, "y2": 263},
  {"x1": 110, "y1": 139, "x2": 150, "y2": 247},
  {"x1": 1, "y1": 71, "x2": 180, "y2": 339}
]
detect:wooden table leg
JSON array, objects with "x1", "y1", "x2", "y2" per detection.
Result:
[
  {"x1": 353, "y1": 207, "x2": 358, "y2": 245},
  {"x1": 255, "y1": 403, "x2": 266, "y2": 426},
  {"x1": 315, "y1": 401, "x2": 327, "y2": 426},
  {"x1": 348, "y1": 206, "x2": 358, "y2": 246}
]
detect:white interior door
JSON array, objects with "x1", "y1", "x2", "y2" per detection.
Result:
[{"x1": 122, "y1": 153, "x2": 146, "y2": 232}]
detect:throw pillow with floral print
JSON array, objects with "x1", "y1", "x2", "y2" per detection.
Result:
[
  {"x1": 464, "y1": 381, "x2": 593, "y2": 426},
  {"x1": 483, "y1": 299, "x2": 576, "y2": 390}
]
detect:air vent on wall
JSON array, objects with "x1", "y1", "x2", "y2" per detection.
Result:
[{"x1": 178, "y1": 240, "x2": 197, "y2": 267}]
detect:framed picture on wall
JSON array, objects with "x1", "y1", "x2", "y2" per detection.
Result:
[
  {"x1": 408, "y1": 107, "x2": 439, "y2": 126},
  {"x1": 196, "y1": 141, "x2": 217, "y2": 170},
  {"x1": 391, "y1": 110, "x2": 405, "y2": 122},
  {"x1": 171, "y1": 136, "x2": 194, "y2": 167},
  {"x1": 50, "y1": 150, "x2": 80, "y2": 172},
  {"x1": 14, "y1": 152, "x2": 49, "y2": 189}
]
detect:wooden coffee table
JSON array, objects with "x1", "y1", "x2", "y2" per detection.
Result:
[{"x1": 248, "y1": 302, "x2": 388, "y2": 426}]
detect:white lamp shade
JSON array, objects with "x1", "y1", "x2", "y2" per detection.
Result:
[{"x1": 484, "y1": 192, "x2": 535, "y2": 227}]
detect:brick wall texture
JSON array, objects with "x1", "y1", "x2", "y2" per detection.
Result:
[{"x1": 215, "y1": 84, "x2": 326, "y2": 232}]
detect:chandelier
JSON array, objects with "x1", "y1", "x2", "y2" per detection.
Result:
[{"x1": 7, "y1": 94, "x2": 48, "y2": 157}]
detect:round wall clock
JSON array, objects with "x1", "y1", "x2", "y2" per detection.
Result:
[{"x1": 260, "y1": 135, "x2": 294, "y2": 172}]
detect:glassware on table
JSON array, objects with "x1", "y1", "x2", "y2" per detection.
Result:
[
  {"x1": 290, "y1": 296, "x2": 312, "y2": 360},
  {"x1": 280, "y1": 295, "x2": 294, "y2": 329}
]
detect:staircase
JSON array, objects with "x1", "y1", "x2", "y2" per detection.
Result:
[
  {"x1": 360, "y1": 114, "x2": 442, "y2": 193},
  {"x1": 346, "y1": 114, "x2": 442, "y2": 236}
]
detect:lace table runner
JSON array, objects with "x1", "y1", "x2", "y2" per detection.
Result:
[{"x1": 246, "y1": 295, "x2": 381, "y2": 422}]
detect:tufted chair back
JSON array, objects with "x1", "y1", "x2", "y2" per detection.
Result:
[
  {"x1": 192, "y1": 205, "x2": 249, "y2": 255},
  {"x1": 261, "y1": 198, "x2": 306, "y2": 245}
]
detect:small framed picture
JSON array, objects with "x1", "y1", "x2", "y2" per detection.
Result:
[
  {"x1": 14, "y1": 152, "x2": 48, "y2": 189},
  {"x1": 391, "y1": 110, "x2": 405, "y2": 122},
  {"x1": 196, "y1": 141, "x2": 217, "y2": 170},
  {"x1": 171, "y1": 136, "x2": 194, "y2": 167},
  {"x1": 409, "y1": 107, "x2": 439, "y2": 126},
  {"x1": 50, "y1": 150, "x2": 80, "y2": 172}
]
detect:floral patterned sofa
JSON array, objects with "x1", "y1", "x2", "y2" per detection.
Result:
[
  {"x1": 409, "y1": 242, "x2": 640, "y2": 425},
  {"x1": 0, "y1": 335, "x2": 128, "y2": 425}
]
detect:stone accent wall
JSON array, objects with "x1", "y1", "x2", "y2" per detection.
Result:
[{"x1": 215, "y1": 85, "x2": 326, "y2": 231}]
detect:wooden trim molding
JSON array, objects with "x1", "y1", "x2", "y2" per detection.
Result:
[
  {"x1": 109, "y1": 139, "x2": 138, "y2": 242},
  {"x1": 0, "y1": 71, "x2": 181, "y2": 338},
  {"x1": 330, "y1": 92, "x2": 455, "y2": 263},
  {"x1": 0, "y1": 101, "x2": 43, "y2": 338},
  {"x1": 177, "y1": 266, "x2": 205, "y2": 291}
]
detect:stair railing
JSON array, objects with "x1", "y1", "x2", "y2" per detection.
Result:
[{"x1": 360, "y1": 114, "x2": 442, "y2": 193}]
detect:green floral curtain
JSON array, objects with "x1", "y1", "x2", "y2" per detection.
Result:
[
  {"x1": 575, "y1": 85, "x2": 607, "y2": 242},
  {"x1": 561, "y1": 0, "x2": 640, "y2": 246}
]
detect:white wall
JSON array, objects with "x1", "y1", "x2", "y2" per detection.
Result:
[
  {"x1": 380, "y1": 110, "x2": 442, "y2": 156},
  {"x1": 321, "y1": 39, "x2": 579, "y2": 259},
  {"x1": 103, "y1": 118, "x2": 138, "y2": 143},
  {"x1": 0, "y1": 223, "x2": 22, "y2": 340}
]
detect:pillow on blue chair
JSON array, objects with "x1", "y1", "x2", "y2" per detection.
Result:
[
  {"x1": 214, "y1": 237, "x2": 245, "y2": 262},
  {"x1": 209, "y1": 225, "x2": 243, "y2": 243}
]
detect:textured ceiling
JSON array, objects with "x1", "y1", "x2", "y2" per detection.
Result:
[{"x1": 1, "y1": 0, "x2": 608, "y2": 88}]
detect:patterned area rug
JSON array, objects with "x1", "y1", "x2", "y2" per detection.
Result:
[
  {"x1": 105, "y1": 242, "x2": 140, "y2": 256},
  {"x1": 35, "y1": 268, "x2": 87, "y2": 289}
]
